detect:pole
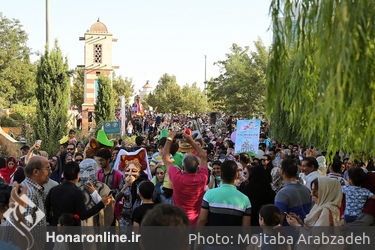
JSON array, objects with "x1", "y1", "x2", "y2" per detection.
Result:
[
  {"x1": 204, "y1": 55, "x2": 207, "y2": 98},
  {"x1": 121, "y1": 96, "x2": 126, "y2": 137},
  {"x1": 46, "y1": 0, "x2": 50, "y2": 48}
]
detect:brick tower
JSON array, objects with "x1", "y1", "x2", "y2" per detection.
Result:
[{"x1": 79, "y1": 19, "x2": 118, "y2": 137}]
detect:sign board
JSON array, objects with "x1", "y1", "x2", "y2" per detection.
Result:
[
  {"x1": 103, "y1": 121, "x2": 121, "y2": 134},
  {"x1": 132, "y1": 107, "x2": 138, "y2": 112},
  {"x1": 234, "y1": 120, "x2": 261, "y2": 155}
]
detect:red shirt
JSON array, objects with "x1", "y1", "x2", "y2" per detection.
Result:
[
  {"x1": 362, "y1": 172, "x2": 375, "y2": 217},
  {"x1": 169, "y1": 165, "x2": 208, "y2": 226}
]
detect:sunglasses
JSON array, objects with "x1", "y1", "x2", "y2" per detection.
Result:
[
  {"x1": 67, "y1": 148, "x2": 75, "y2": 151},
  {"x1": 75, "y1": 159, "x2": 83, "y2": 163}
]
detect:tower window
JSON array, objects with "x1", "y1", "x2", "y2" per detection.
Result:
[{"x1": 94, "y1": 44, "x2": 102, "y2": 63}]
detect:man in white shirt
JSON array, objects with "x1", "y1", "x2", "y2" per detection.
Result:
[{"x1": 301, "y1": 157, "x2": 321, "y2": 191}]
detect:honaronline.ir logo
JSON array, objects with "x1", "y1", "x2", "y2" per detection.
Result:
[{"x1": 3, "y1": 194, "x2": 45, "y2": 250}]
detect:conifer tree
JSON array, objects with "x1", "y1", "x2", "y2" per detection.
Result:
[
  {"x1": 95, "y1": 75, "x2": 114, "y2": 124},
  {"x1": 33, "y1": 42, "x2": 70, "y2": 156}
]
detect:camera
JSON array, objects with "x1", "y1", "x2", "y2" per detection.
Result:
[{"x1": 174, "y1": 133, "x2": 183, "y2": 139}]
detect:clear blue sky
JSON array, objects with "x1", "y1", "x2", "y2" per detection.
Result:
[{"x1": 2, "y1": 0, "x2": 272, "y2": 93}]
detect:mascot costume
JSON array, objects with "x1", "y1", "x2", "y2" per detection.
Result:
[
  {"x1": 113, "y1": 151, "x2": 149, "y2": 226},
  {"x1": 132, "y1": 95, "x2": 144, "y2": 116},
  {"x1": 76, "y1": 158, "x2": 115, "y2": 226},
  {"x1": 84, "y1": 129, "x2": 118, "y2": 159},
  {"x1": 78, "y1": 130, "x2": 117, "y2": 226}
]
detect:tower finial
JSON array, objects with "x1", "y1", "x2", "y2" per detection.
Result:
[{"x1": 97, "y1": 18, "x2": 100, "y2": 22}]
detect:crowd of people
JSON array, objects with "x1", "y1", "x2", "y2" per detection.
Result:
[{"x1": 0, "y1": 112, "x2": 375, "y2": 234}]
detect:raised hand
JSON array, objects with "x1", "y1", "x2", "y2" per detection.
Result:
[
  {"x1": 101, "y1": 194, "x2": 112, "y2": 206},
  {"x1": 85, "y1": 181, "x2": 96, "y2": 194}
]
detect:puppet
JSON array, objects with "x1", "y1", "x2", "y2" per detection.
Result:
[
  {"x1": 76, "y1": 158, "x2": 115, "y2": 226},
  {"x1": 114, "y1": 148, "x2": 151, "y2": 178},
  {"x1": 115, "y1": 158, "x2": 148, "y2": 227},
  {"x1": 84, "y1": 129, "x2": 118, "y2": 159}
]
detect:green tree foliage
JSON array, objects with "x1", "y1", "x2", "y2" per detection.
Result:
[
  {"x1": 268, "y1": 0, "x2": 375, "y2": 157},
  {"x1": 141, "y1": 98, "x2": 149, "y2": 110},
  {"x1": 70, "y1": 68, "x2": 84, "y2": 108},
  {"x1": 33, "y1": 42, "x2": 70, "y2": 156},
  {"x1": 182, "y1": 83, "x2": 208, "y2": 114},
  {"x1": 95, "y1": 75, "x2": 114, "y2": 124},
  {"x1": 0, "y1": 13, "x2": 36, "y2": 108},
  {"x1": 145, "y1": 73, "x2": 208, "y2": 113},
  {"x1": 208, "y1": 41, "x2": 268, "y2": 118},
  {"x1": 112, "y1": 72, "x2": 134, "y2": 107},
  {"x1": 146, "y1": 74, "x2": 184, "y2": 113}
]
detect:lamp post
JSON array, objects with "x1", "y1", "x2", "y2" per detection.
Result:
[
  {"x1": 46, "y1": 0, "x2": 50, "y2": 48},
  {"x1": 204, "y1": 55, "x2": 207, "y2": 98}
]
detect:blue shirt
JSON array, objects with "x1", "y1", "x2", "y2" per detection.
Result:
[
  {"x1": 342, "y1": 185, "x2": 374, "y2": 217},
  {"x1": 275, "y1": 182, "x2": 312, "y2": 225}
]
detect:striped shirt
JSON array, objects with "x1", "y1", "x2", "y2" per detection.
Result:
[
  {"x1": 202, "y1": 184, "x2": 251, "y2": 226},
  {"x1": 150, "y1": 152, "x2": 163, "y2": 168},
  {"x1": 21, "y1": 177, "x2": 47, "y2": 227},
  {"x1": 150, "y1": 152, "x2": 174, "y2": 169},
  {"x1": 6, "y1": 177, "x2": 46, "y2": 228}
]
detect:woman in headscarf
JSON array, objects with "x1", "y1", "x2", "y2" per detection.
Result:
[
  {"x1": 152, "y1": 166, "x2": 166, "y2": 202},
  {"x1": 151, "y1": 166, "x2": 166, "y2": 185},
  {"x1": 287, "y1": 177, "x2": 342, "y2": 226},
  {"x1": 49, "y1": 155, "x2": 63, "y2": 183},
  {"x1": 224, "y1": 140, "x2": 235, "y2": 160},
  {"x1": 237, "y1": 164, "x2": 251, "y2": 191},
  {"x1": 207, "y1": 161, "x2": 222, "y2": 190},
  {"x1": 240, "y1": 165, "x2": 275, "y2": 226},
  {"x1": 65, "y1": 153, "x2": 73, "y2": 165},
  {"x1": 0, "y1": 157, "x2": 17, "y2": 184}
]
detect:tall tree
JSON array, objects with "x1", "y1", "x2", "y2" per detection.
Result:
[
  {"x1": 0, "y1": 13, "x2": 36, "y2": 108},
  {"x1": 182, "y1": 83, "x2": 208, "y2": 114},
  {"x1": 70, "y1": 68, "x2": 84, "y2": 108},
  {"x1": 208, "y1": 40, "x2": 268, "y2": 118},
  {"x1": 33, "y1": 42, "x2": 70, "y2": 156},
  {"x1": 95, "y1": 75, "x2": 114, "y2": 124},
  {"x1": 146, "y1": 74, "x2": 209, "y2": 114},
  {"x1": 112, "y1": 72, "x2": 134, "y2": 107},
  {"x1": 146, "y1": 74, "x2": 184, "y2": 113},
  {"x1": 268, "y1": 0, "x2": 375, "y2": 157}
]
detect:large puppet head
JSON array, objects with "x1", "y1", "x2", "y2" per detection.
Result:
[
  {"x1": 117, "y1": 149, "x2": 148, "y2": 172},
  {"x1": 123, "y1": 160, "x2": 142, "y2": 179},
  {"x1": 78, "y1": 158, "x2": 99, "y2": 184},
  {"x1": 114, "y1": 148, "x2": 150, "y2": 180},
  {"x1": 85, "y1": 130, "x2": 117, "y2": 159}
]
